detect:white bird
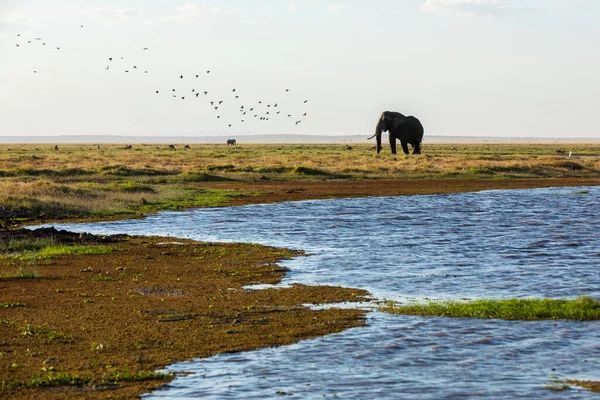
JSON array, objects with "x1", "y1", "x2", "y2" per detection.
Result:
[{"x1": 568, "y1": 151, "x2": 572, "y2": 158}]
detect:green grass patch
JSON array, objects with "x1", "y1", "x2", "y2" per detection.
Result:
[
  {"x1": 179, "y1": 172, "x2": 235, "y2": 182},
  {"x1": 138, "y1": 187, "x2": 247, "y2": 211},
  {"x1": 290, "y1": 166, "x2": 332, "y2": 176},
  {"x1": 19, "y1": 324, "x2": 73, "y2": 342},
  {"x1": 35, "y1": 244, "x2": 117, "y2": 258},
  {"x1": 382, "y1": 296, "x2": 600, "y2": 320},
  {"x1": 1, "y1": 369, "x2": 171, "y2": 390},
  {"x1": 1, "y1": 244, "x2": 118, "y2": 264},
  {"x1": 3, "y1": 268, "x2": 39, "y2": 279},
  {"x1": 0, "y1": 302, "x2": 26, "y2": 308},
  {"x1": 0, "y1": 236, "x2": 57, "y2": 254},
  {"x1": 100, "y1": 182, "x2": 156, "y2": 193}
]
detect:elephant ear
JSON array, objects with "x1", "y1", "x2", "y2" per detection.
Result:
[{"x1": 388, "y1": 113, "x2": 405, "y2": 130}]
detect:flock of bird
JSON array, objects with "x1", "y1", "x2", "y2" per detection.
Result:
[
  {"x1": 13, "y1": 25, "x2": 311, "y2": 130},
  {"x1": 150, "y1": 73, "x2": 310, "y2": 128}
]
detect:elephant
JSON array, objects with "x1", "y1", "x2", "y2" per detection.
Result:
[
  {"x1": 368, "y1": 111, "x2": 424, "y2": 155},
  {"x1": 227, "y1": 139, "x2": 237, "y2": 146}
]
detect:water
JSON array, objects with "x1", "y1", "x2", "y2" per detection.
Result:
[{"x1": 43, "y1": 186, "x2": 600, "y2": 398}]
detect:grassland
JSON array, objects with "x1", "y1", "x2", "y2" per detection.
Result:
[
  {"x1": 1, "y1": 142, "x2": 599, "y2": 226},
  {"x1": 2, "y1": 142, "x2": 600, "y2": 397}
]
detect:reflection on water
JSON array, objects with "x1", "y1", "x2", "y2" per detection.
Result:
[{"x1": 45, "y1": 186, "x2": 600, "y2": 399}]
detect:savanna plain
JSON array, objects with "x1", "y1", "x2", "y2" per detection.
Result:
[{"x1": 1, "y1": 142, "x2": 600, "y2": 398}]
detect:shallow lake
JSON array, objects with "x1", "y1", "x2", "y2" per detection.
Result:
[{"x1": 46, "y1": 186, "x2": 600, "y2": 399}]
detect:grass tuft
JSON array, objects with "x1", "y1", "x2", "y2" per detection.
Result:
[
  {"x1": 382, "y1": 296, "x2": 600, "y2": 321},
  {"x1": 3, "y1": 268, "x2": 39, "y2": 279}
]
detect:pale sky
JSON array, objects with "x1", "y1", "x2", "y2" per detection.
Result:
[{"x1": 1, "y1": 0, "x2": 599, "y2": 138}]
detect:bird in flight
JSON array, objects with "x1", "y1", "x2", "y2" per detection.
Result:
[
  {"x1": 109, "y1": 58, "x2": 112, "y2": 61},
  {"x1": 195, "y1": 93, "x2": 200, "y2": 97},
  {"x1": 156, "y1": 90, "x2": 159, "y2": 94},
  {"x1": 206, "y1": 70, "x2": 210, "y2": 74},
  {"x1": 204, "y1": 91, "x2": 208, "y2": 95},
  {"x1": 304, "y1": 100, "x2": 308, "y2": 103},
  {"x1": 195, "y1": 74, "x2": 199, "y2": 78},
  {"x1": 143, "y1": 47, "x2": 149, "y2": 50},
  {"x1": 179, "y1": 75, "x2": 183, "y2": 79},
  {"x1": 286, "y1": 89, "x2": 289, "y2": 92}
]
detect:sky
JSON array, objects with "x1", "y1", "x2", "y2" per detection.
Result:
[{"x1": 0, "y1": 0, "x2": 599, "y2": 138}]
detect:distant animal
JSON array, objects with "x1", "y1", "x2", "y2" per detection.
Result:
[
  {"x1": 54, "y1": 145, "x2": 58, "y2": 151},
  {"x1": 168, "y1": 144, "x2": 175, "y2": 150},
  {"x1": 346, "y1": 145, "x2": 353, "y2": 150},
  {"x1": 125, "y1": 145, "x2": 132, "y2": 150},
  {"x1": 368, "y1": 111, "x2": 424, "y2": 155},
  {"x1": 227, "y1": 139, "x2": 236, "y2": 146},
  {"x1": 555, "y1": 149, "x2": 566, "y2": 154},
  {"x1": 184, "y1": 145, "x2": 190, "y2": 149},
  {"x1": 452, "y1": 148, "x2": 457, "y2": 151},
  {"x1": 368, "y1": 146, "x2": 377, "y2": 151}
]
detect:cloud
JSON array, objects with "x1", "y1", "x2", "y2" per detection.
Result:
[
  {"x1": 421, "y1": 0, "x2": 518, "y2": 18},
  {"x1": 166, "y1": 3, "x2": 240, "y2": 22},
  {"x1": 327, "y1": 3, "x2": 346, "y2": 11},
  {"x1": 81, "y1": 7, "x2": 144, "y2": 20},
  {"x1": 1, "y1": 11, "x2": 50, "y2": 27}
]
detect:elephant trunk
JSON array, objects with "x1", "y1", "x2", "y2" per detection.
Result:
[{"x1": 374, "y1": 115, "x2": 384, "y2": 153}]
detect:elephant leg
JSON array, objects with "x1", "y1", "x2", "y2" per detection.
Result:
[
  {"x1": 400, "y1": 140, "x2": 410, "y2": 155},
  {"x1": 389, "y1": 136, "x2": 397, "y2": 154},
  {"x1": 412, "y1": 142, "x2": 421, "y2": 154}
]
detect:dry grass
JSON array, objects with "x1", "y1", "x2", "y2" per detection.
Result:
[{"x1": 1, "y1": 143, "x2": 599, "y2": 226}]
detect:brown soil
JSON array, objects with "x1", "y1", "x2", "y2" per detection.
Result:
[
  {"x1": 0, "y1": 229, "x2": 369, "y2": 399},
  {"x1": 201, "y1": 178, "x2": 600, "y2": 207}
]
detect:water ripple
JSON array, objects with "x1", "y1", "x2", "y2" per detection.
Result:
[{"x1": 42, "y1": 186, "x2": 600, "y2": 399}]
